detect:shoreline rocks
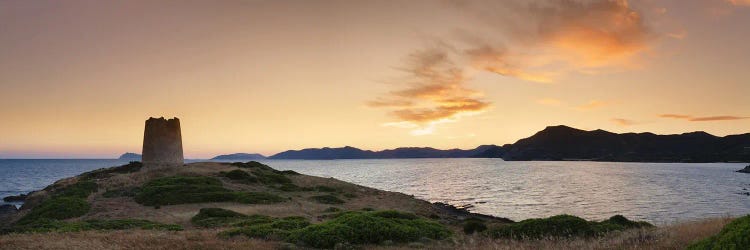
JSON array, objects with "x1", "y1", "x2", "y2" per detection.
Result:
[
  {"x1": 0, "y1": 204, "x2": 18, "y2": 225},
  {"x1": 2, "y1": 193, "x2": 27, "y2": 202},
  {"x1": 432, "y1": 202, "x2": 514, "y2": 223}
]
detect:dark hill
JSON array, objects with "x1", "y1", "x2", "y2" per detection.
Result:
[
  {"x1": 264, "y1": 125, "x2": 749, "y2": 162},
  {"x1": 269, "y1": 145, "x2": 502, "y2": 160},
  {"x1": 270, "y1": 146, "x2": 376, "y2": 160},
  {"x1": 502, "y1": 125, "x2": 750, "y2": 162}
]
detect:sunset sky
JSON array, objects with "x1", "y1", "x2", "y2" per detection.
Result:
[{"x1": 1, "y1": 0, "x2": 749, "y2": 158}]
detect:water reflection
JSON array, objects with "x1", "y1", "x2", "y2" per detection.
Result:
[{"x1": 260, "y1": 159, "x2": 750, "y2": 224}]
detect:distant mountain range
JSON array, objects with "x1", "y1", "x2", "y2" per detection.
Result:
[
  {"x1": 118, "y1": 152, "x2": 141, "y2": 160},
  {"x1": 210, "y1": 153, "x2": 266, "y2": 160},
  {"x1": 265, "y1": 125, "x2": 750, "y2": 162},
  {"x1": 120, "y1": 125, "x2": 750, "y2": 162},
  {"x1": 268, "y1": 145, "x2": 502, "y2": 160}
]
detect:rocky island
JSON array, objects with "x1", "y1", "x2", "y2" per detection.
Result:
[
  {"x1": 211, "y1": 153, "x2": 267, "y2": 160},
  {"x1": 117, "y1": 153, "x2": 142, "y2": 160}
]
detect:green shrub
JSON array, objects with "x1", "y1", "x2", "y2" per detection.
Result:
[
  {"x1": 12, "y1": 218, "x2": 181, "y2": 233},
  {"x1": 269, "y1": 216, "x2": 310, "y2": 230},
  {"x1": 81, "y1": 162, "x2": 142, "y2": 180},
  {"x1": 315, "y1": 186, "x2": 338, "y2": 192},
  {"x1": 311, "y1": 195, "x2": 345, "y2": 204},
  {"x1": 134, "y1": 176, "x2": 286, "y2": 206},
  {"x1": 252, "y1": 169, "x2": 293, "y2": 185},
  {"x1": 287, "y1": 211, "x2": 451, "y2": 248},
  {"x1": 487, "y1": 214, "x2": 652, "y2": 239},
  {"x1": 15, "y1": 179, "x2": 99, "y2": 225},
  {"x1": 231, "y1": 214, "x2": 275, "y2": 227},
  {"x1": 601, "y1": 215, "x2": 653, "y2": 229},
  {"x1": 281, "y1": 170, "x2": 300, "y2": 175},
  {"x1": 143, "y1": 176, "x2": 222, "y2": 187},
  {"x1": 134, "y1": 176, "x2": 233, "y2": 206},
  {"x1": 56, "y1": 180, "x2": 98, "y2": 198},
  {"x1": 84, "y1": 219, "x2": 182, "y2": 231},
  {"x1": 277, "y1": 183, "x2": 303, "y2": 192},
  {"x1": 16, "y1": 197, "x2": 91, "y2": 224},
  {"x1": 135, "y1": 183, "x2": 235, "y2": 206},
  {"x1": 687, "y1": 215, "x2": 750, "y2": 250},
  {"x1": 227, "y1": 162, "x2": 296, "y2": 189},
  {"x1": 221, "y1": 216, "x2": 311, "y2": 240},
  {"x1": 463, "y1": 219, "x2": 487, "y2": 234},
  {"x1": 231, "y1": 161, "x2": 276, "y2": 171},
  {"x1": 235, "y1": 192, "x2": 286, "y2": 204},
  {"x1": 192, "y1": 208, "x2": 249, "y2": 227},
  {"x1": 221, "y1": 170, "x2": 258, "y2": 183},
  {"x1": 371, "y1": 210, "x2": 418, "y2": 220},
  {"x1": 324, "y1": 207, "x2": 342, "y2": 213}
]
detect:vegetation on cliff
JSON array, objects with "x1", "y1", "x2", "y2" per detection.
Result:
[
  {"x1": 11, "y1": 218, "x2": 182, "y2": 233},
  {"x1": 6, "y1": 160, "x2": 731, "y2": 250},
  {"x1": 487, "y1": 214, "x2": 653, "y2": 239},
  {"x1": 16, "y1": 180, "x2": 97, "y2": 225},
  {"x1": 134, "y1": 176, "x2": 285, "y2": 206},
  {"x1": 207, "y1": 208, "x2": 451, "y2": 249},
  {"x1": 688, "y1": 215, "x2": 750, "y2": 250}
]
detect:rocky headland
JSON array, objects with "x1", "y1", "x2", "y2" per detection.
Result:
[{"x1": 1, "y1": 161, "x2": 746, "y2": 249}]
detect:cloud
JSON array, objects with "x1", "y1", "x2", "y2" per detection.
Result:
[
  {"x1": 576, "y1": 100, "x2": 610, "y2": 111},
  {"x1": 450, "y1": 0, "x2": 654, "y2": 82},
  {"x1": 371, "y1": 47, "x2": 490, "y2": 135},
  {"x1": 659, "y1": 114, "x2": 749, "y2": 121},
  {"x1": 659, "y1": 114, "x2": 692, "y2": 119},
  {"x1": 611, "y1": 118, "x2": 638, "y2": 126},
  {"x1": 689, "y1": 116, "x2": 749, "y2": 121},
  {"x1": 464, "y1": 45, "x2": 556, "y2": 83},
  {"x1": 372, "y1": 0, "x2": 656, "y2": 134},
  {"x1": 728, "y1": 0, "x2": 750, "y2": 6},
  {"x1": 667, "y1": 30, "x2": 688, "y2": 40}
]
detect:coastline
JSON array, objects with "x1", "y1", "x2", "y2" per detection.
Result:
[{"x1": 0, "y1": 161, "x2": 744, "y2": 249}]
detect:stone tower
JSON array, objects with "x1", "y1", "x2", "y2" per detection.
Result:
[{"x1": 142, "y1": 117, "x2": 184, "y2": 167}]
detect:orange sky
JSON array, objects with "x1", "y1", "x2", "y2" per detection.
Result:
[{"x1": 1, "y1": 0, "x2": 749, "y2": 158}]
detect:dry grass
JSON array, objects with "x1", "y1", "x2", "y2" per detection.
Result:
[
  {"x1": 0, "y1": 229, "x2": 278, "y2": 250},
  {"x1": 0, "y1": 217, "x2": 732, "y2": 250},
  {"x1": 365, "y1": 217, "x2": 733, "y2": 250}
]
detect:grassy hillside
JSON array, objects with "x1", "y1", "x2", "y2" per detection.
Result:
[{"x1": 0, "y1": 161, "x2": 740, "y2": 249}]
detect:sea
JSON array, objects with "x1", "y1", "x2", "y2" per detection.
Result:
[{"x1": 1, "y1": 158, "x2": 748, "y2": 225}]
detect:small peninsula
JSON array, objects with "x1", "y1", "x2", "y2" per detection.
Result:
[{"x1": 211, "y1": 153, "x2": 266, "y2": 160}]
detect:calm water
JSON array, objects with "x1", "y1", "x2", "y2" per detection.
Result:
[{"x1": 1, "y1": 159, "x2": 749, "y2": 224}]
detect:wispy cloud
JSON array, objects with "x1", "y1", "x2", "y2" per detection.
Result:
[
  {"x1": 611, "y1": 118, "x2": 638, "y2": 126},
  {"x1": 667, "y1": 30, "x2": 688, "y2": 40},
  {"x1": 372, "y1": 0, "x2": 656, "y2": 134},
  {"x1": 659, "y1": 114, "x2": 749, "y2": 121},
  {"x1": 576, "y1": 100, "x2": 610, "y2": 111},
  {"x1": 451, "y1": 0, "x2": 654, "y2": 82},
  {"x1": 372, "y1": 47, "x2": 490, "y2": 135},
  {"x1": 728, "y1": 0, "x2": 750, "y2": 6}
]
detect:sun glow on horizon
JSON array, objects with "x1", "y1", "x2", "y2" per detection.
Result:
[{"x1": 0, "y1": 0, "x2": 749, "y2": 158}]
